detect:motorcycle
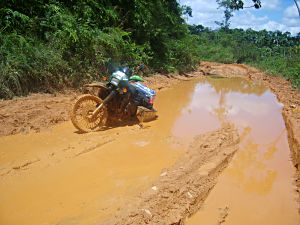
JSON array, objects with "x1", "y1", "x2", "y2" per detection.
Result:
[{"x1": 70, "y1": 67, "x2": 157, "y2": 133}]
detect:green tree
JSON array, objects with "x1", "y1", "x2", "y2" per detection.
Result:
[
  {"x1": 216, "y1": 0, "x2": 234, "y2": 29},
  {"x1": 0, "y1": 0, "x2": 200, "y2": 98}
]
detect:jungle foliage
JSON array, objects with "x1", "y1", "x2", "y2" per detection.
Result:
[
  {"x1": 1, "y1": 1, "x2": 299, "y2": 99},
  {"x1": 189, "y1": 25, "x2": 300, "y2": 87},
  {"x1": 0, "y1": 0, "x2": 199, "y2": 98}
]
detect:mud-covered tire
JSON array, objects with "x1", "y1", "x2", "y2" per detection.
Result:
[{"x1": 70, "y1": 94, "x2": 108, "y2": 133}]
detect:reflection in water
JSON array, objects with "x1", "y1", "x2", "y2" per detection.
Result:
[
  {"x1": 207, "y1": 77, "x2": 266, "y2": 96},
  {"x1": 226, "y1": 140, "x2": 277, "y2": 195},
  {"x1": 264, "y1": 145, "x2": 278, "y2": 160},
  {"x1": 174, "y1": 77, "x2": 299, "y2": 225}
]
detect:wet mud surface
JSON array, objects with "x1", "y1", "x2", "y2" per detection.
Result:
[{"x1": 0, "y1": 64, "x2": 300, "y2": 225}]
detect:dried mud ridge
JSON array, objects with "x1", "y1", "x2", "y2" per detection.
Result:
[
  {"x1": 103, "y1": 124, "x2": 239, "y2": 225},
  {"x1": 0, "y1": 92, "x2": 77, "y2": 136}
]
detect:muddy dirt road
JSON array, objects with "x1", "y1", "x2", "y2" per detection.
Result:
[
  {"x1": 0, "y1": 64, "x2": 300, "y2": 225},
  {"x1": 0, "y1": 78, "x2": 197, "y2": 225}
]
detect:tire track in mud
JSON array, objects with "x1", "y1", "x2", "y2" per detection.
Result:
[
  {"x1": 74, "y1": 138, "x2": 114, "y2": 157},
  {"x1": 103, "y1": 124, "x2": 239, "y2": 225},
  {"x1": 0, "y1": 158, "x2": 41, "y2": 177},
  {"x1": 0, "y1": 132, "x2": 119, "y2": 178}
]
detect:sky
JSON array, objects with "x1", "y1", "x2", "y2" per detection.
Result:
[{"x1": 179, "y1": 0, "x2": 300, "y2": 35}]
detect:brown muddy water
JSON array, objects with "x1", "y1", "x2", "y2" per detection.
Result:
[
  {"x1": 0, "y1": 77, "x2": 299, "y2": 225},
  {"x1": 182, "y1": 77, "x2": 300, "y2": 225}
]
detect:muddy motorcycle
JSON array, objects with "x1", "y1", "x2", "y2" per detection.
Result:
[{"x1": 70, "y1": 70, "x2": 157, "y2": 133}]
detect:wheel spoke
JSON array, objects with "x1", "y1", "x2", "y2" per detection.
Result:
[{"x1": 71, "y1": 95, "x2": 107, "y2": 132}]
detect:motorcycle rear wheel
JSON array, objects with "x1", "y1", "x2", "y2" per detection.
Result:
[{"x1": 70, "y1": 94, "x2": 108, "y2": 133}]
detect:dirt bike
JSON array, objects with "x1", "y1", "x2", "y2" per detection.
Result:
[{"x1": 70, "y1": 68, "x2": 157, "y2": 133}]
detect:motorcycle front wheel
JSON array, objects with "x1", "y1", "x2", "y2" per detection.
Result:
[{"x1": 70, "y1": 94, "x2": 108, "y2": 133}]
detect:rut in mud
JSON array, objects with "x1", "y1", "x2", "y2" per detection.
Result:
[{"x1": 104, "y1": 124, "x2": 239, "y2": 225}]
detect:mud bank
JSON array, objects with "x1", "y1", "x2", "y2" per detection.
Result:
[
  {"x1": 200, "y1": 61, "x2": 300, "y2": 205},
  {"x1": 103, "y1": 124, "x2": 239, "y2": 225}
]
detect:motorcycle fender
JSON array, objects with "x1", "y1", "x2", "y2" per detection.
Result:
[{"x1": 83, "y1": 82, "x2": 109, "y2": 98}]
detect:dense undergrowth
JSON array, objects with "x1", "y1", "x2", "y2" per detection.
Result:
[
  {"x1": 0, "y1": 0, "x2": 198, "y2": 99},
  {"x1": 1, "y1": 1, "x2": 299, "y2": 99}
]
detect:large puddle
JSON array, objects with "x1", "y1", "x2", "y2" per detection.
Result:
[
  {"x1": 182, "y1": 77, "x2": 299, "y2": 224},
  {"x1": 0, "y1": 77, "x2": 299, "y2": 225}
]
